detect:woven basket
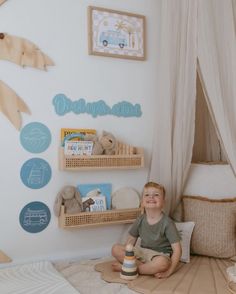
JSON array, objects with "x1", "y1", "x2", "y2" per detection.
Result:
[
  {"x1": 59, "y1": 205, "x2": 142, "y2": 228},
  {"x1": 59, "y1": 147, "x2": 144, "y2": 170}
]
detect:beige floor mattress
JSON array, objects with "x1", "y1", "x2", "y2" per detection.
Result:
[{"x1": 54, "y1": 255, "x2": 235, "y2": 294}]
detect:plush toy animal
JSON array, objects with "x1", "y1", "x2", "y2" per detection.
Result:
[
  {"x1": 99, "y1": 131, "x2": 117, "y2": 155},
  {"x1": 84, "y1": 131, "x2": 117, "y2": 155},
  {"x1": 54, "y1": 185, "x2": 83, "y2": 216},
  {"x1": 84, "y1": 134, "x2": 104, "y2": 155}
]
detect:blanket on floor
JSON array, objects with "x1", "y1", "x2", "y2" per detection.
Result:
[
  {"x1": 0, "y1": 260, "x2": 79, "y2": 294},
  {"x1": 54, "y1": 257, "x2": 136, "y2": 294},
  {"x1": 55, "y1": 256, "x2": 234, "y2": 294}
]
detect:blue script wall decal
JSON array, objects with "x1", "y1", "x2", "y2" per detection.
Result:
[{"x1": 52, "y1": 94, "x2": 142, "y2": 118}]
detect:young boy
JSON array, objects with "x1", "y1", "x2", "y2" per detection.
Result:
[{"x1": 111, "y1": 182, "x2": 182, "y2": 278}]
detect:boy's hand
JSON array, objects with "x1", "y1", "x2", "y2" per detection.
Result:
[{"x1": 155, "y1": 242, "x2": 181, "y2": 279}]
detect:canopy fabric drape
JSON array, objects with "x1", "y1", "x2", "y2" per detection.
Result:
[
  {"x1": 149, "y1": 0, "x2": 197, "y2": 215},
  {"x1": 149, "y1": 0, "x2": 236, "y2": 214},
  {"x1": 232, "y1": 0, "x2": 236, "y2": 33},
  {"x1": 197, "y1": 0, "x2": 236, "y2": 174},
  {"x1": 192, "y1": 74, "x2": 227, "y2": 162}
]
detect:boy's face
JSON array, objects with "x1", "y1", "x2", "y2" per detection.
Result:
[{"x1": 142, "y1": 186, "x2": 165, "y2": 210}]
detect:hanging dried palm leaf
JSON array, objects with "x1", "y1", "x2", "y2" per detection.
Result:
[
  {"x1": 0, "y1": 250, "x2": 12, "y2": 263},
  {"x1": 0, "y1": 80, "x2": 31, "y2": 130},
  {"x1": 0, "y1": 33, "x2": 54, "y2": 70},
  {"x1": 0, "y1": 0, "x2": 6, "y2": 6}
]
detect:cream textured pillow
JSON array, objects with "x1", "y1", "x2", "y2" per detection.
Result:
[
  {"x1": 175, "y1": 221, "x2": 195, "y2": 263},
  {"x1": 182, "y1": 196, "x2": 236, "y2": 258}
]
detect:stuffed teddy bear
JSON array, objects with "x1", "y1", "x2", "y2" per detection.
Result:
[
  {"x1": 53, "y1": 185, "x2": 83, "y2": 216},
  {"x1": 84, "y1": 131, "x2": 117, "y2": 155},
  {"x1": 99, "y1": 131, "x2": 117, "y2": 155},
  {"x1": 84, "y1": 134, "x2": 104, "y2": 155}
]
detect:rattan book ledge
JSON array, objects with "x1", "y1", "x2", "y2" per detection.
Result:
[{"x1": 58, "y1": 205, "x2": 142, "y2": 228}]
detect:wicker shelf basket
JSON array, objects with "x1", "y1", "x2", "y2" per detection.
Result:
[
  {"x1": 58, "y1": 205, "x2": 142, "y2": 228},
  {"x1": 59, "y1": 146, "x2": 144, "y2": 170}
]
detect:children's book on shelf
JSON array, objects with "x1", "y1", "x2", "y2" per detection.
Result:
[
  {"x1": 82, "y1": 195, "x2": 107, "y2": 212},
  {"x1": 61, "y1": 128, "x2": 96, "y2": 147},
  {"x1": 64, "y1": 141, "x2": 93, "y2": 155},
  {"x1": 77, "y1": 183, "x2": 112, "y2": 210}
]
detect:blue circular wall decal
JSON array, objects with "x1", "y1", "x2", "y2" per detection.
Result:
[
  {"x1": 20, "y1": 158, "x2": 52, "y2": 189},
  {"x1": 19, "y1": 201, "x2": 51, "y2": 233},
  {"x1": 20, "y1": 122, "x2": 51, "y2": 153}
]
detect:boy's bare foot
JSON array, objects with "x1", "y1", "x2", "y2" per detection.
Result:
[
  {"x1": 154, "y1": 271, "x2": 169, "y2": 279},
  {"x1": 111, "y1": 262, "x2": 122, "y2": 272}
]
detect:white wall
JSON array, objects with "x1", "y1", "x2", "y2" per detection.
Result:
[{"x1": 0, "y1": 0, "x2": 160, "y2": 264}]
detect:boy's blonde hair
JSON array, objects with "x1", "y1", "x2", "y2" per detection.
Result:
[{"x1": 143, "y1": 182, "x2": 165, "y2": 198}]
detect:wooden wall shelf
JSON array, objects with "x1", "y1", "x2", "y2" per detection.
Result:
[
  {"x1": 59, "y1": 147, "x2": 144, "y2": 170},
  {"x1": 58, "y1": 205, "x2": 142, "y2": 228}
]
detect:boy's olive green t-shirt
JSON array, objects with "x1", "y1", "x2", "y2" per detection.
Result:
[{"x1": 129, "y1": 213, "x2": 180, "y2": 254}]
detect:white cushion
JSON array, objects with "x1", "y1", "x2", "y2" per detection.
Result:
[{"x1": 175, "y1": 221, "x2": 195, "y2": 263}]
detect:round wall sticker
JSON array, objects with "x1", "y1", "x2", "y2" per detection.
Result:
[
  {"x1": 19, "y1": 201, "x2": 51, "y2": 233},
  {"x1": 20, "y1": 122, "x2": 51, "y2": 153},
  {"x1": 20, "y1": 158, "x2": 52, "y2": 189}
]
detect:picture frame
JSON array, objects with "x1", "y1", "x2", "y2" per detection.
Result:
[{"x1": 88, "y1": 6, "x2": 146, "y2": 60}]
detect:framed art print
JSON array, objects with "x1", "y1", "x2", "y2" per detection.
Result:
[{"x1": 88, "y1": 6, "x2": 146, "y2": 60}]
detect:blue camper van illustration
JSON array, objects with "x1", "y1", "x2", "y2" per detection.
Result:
[
  {"x1": 23, "y1": 209, "x2": 48, "y2": 226},
  {"x1": 99, "y1": 30, "x2": 128, "y2": 48}
]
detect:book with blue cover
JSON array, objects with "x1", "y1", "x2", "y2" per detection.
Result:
[{"x1": 77, "y1": 183, "x2": 112, "y2": 210}]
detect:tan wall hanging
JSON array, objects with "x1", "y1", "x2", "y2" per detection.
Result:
[
  {"x1": 0, "y1": 0, "x2": 54, "y2": 130},
  {"x1": 0, "y1": 33, "x2": 54, "y2": 69},
  {"x1": 0, "y1": 250, "x2": 12, "y2": 263},
  {"x1": 0, "y1": 80, "x2": 31, "y2": 130}
]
